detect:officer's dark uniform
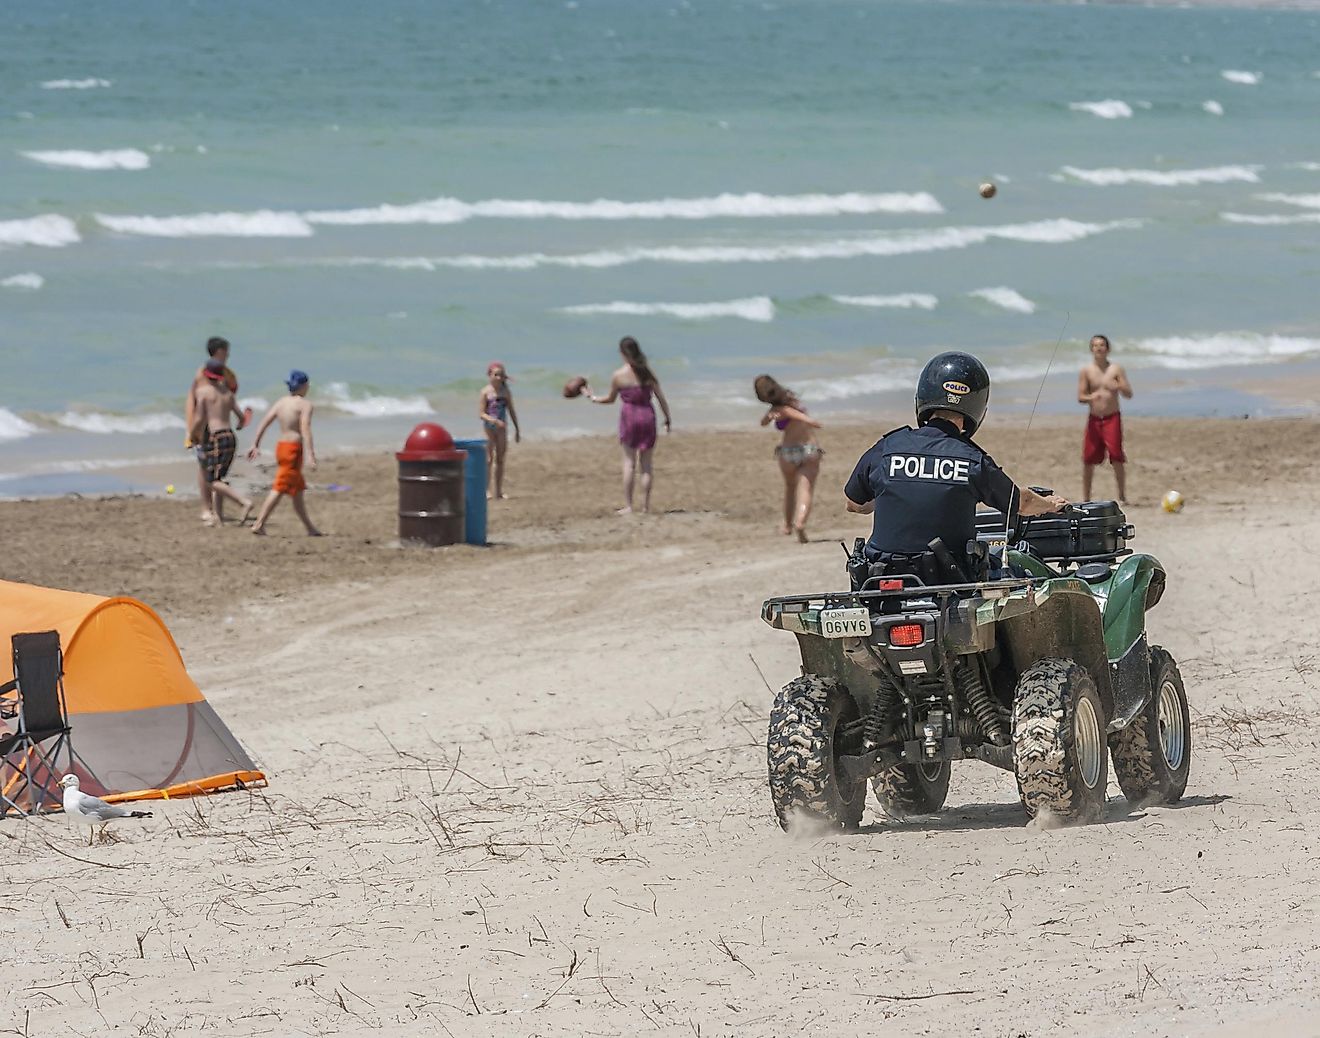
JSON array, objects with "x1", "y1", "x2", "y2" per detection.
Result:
[{"x1": 844, "y1": 417, "x2": 1016, "y2": 561}]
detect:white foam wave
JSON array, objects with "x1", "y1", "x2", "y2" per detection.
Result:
[
  {"x1": 792, "y1": 369, "x2": 919, "y2": 402},
  {"x1": 1221, "y1": 70, "x2": 1261, "y2": 85},
  {"x1": 1221, "y1": 211, "x2": 1320, "y2": 226},
  {"x1": 1292, "y1": 162, "x2": 1320, "y2": 172},
  {"x1": 322, "y1": 382, "x2": 433, "y2": 418},
  {"x1": 1068, "y1": 100, "x2": 1133, "y2": 119},
  {"x1": 1132, "y1": 332, "x2": 1320, "y2": 369},
  {"x1": 1060, "y1": 164, "x2": 1260, "y2": 186},
  {"x1": 0, "y1": 214, "x2": 80, "y2": 249},
  {"x1": 304, "y1": 190, "x2": 944, "y2": 226},
  {"x1": 21, "y1": 149, "x2": 150, "y2": 171},
  {"x1": 40, "y1": 78, "x2": 111, "y2": 90},
  {"x1": 1255, "y1": 192, "x2": 1320, "y2": 210},
  {"x1": 0, "y1": 453, "x2": 183, "y2": 484},
  {"x1": 969, "y1": 287, "x2": 1037, "y2": 314},
  {"x1": 344, "y1": 218, "x2": 1138, "y2": 273},
  {"x1": 238, "y1": 396, "x2": 270, "y2": 414},
  {"x1": 557, "y1": 297, "x2": 775, "y2": 322},
  {"x1": 1202, "y1": 100, "x2": 1224, "y2": 116},
  {"x1": 0, "y1": 408, "x2": 39, "y2": 442},
  {"x1": 831, "y1": 293, "x2": 938, "y2": 310},
  {"x1": 1, "y1": 273, "x2": 43, "y2": 290},
  {"x1": 95, "y1": 210, "x2": 314, "y2": 238},
  {"x1": 57, "y1": 411, "x2": 185, "y2": 435}
]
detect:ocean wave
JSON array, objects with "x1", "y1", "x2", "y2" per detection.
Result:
[
  {"x1": 0, "y1": 214, "x2": 80, "y2": 249},
  {"x1": 21, "y1": 149, "x2": 150, "y2": 171},
  {"x1": 1060, "y1": 164, "x2": 1260, "y2": 186},
  {"x1": 238, "y1": 396, "x2": 270, "y2": 414},
  {"x1": 1068, "y1": 100, "x2": 1133, "y2": 119},
  {"x1": 0, "y1": 453, "x2": 183, "y2": 484},
  {"x1": 1221, "y1": 70, "x2": 1261, "y2": 85},
  {"x1": 1255, "y1": 192, "x2": 1320, "y2": 210},
  {"x1": 969, "y1": 287, "x2": 1037, "y2": 314},
  {"x1": 57, "y1": 411, "x2": 185, "y2": 435},
  {"x1": 0, "y1": 408, "x2": 39, "y2": 443},
  {"x1": 1221, "y1": 211, "x2": 1320, "y2": 225},
  {"x1": 95, "y1": 210, "x2": 314, "y2": 238},
  {"x1": 1202, "y1": 100, "x2": 1224, "y2": 116},
  {"x1": 322, "y1": 381, "x2": 433, "y2": 418},
  {"x1": 40, "y1": 78, "x2": 111, "y2": 90},
  {"x1": 0, "y1": 273, "x2": 43, "y2": 290},
  {"x1": 792, "y1": 369, "x2": 919, "y2": 402},
  {"x1": 1131, "y1": 332, "x2": 1320, "y2": 369},
  {"x1": 830, "y1": 293, "x2": 938, "y2": 310},
  {"x1": 340, "y1": 218, "x2": 1139, "y2": 273},
  {"x1": 557, "y1": 297, "x2": 775, "y2": 322},
  {"x1": 304, "y1": 190, "x2": 945, "y2": 226}
]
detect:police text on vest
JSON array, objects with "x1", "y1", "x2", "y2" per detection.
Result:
[{"x1": 888, "y1": 455, "x2": 971, "y2": 482}]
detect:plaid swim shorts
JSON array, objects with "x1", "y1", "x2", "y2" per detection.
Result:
[{"x1": 196, "y1": 428, "x2": 237, "y2": 484}]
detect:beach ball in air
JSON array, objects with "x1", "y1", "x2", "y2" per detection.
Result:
[
  {"x1": 1162, "y1": 490, "x2": 1185, "y2": 513},
  {"x1": 979, "y1": 182, "x2": 997, "y2": 199}
]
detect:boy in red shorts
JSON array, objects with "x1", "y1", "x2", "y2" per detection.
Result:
[{"x1": 1077, "y1": 334, "x2": 1133, "y2": 503}]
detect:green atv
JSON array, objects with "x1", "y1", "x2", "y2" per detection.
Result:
[{"x1": 762, "y1": 496, "x2": 1191, "y2": 830}]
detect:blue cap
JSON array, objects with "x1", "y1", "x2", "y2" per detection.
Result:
[{"x1": 287, "y1": 369, "x2": 309, "y2": 391}]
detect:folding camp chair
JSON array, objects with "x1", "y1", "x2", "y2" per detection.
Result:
[{"x1": 0, "y1": 631, "x2": 77, "y2": 817}]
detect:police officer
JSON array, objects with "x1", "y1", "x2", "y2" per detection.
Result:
[{"x1": 844, "y1": 352, "x2": 1068, "y2": 568}]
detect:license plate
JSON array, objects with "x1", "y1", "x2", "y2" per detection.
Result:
[{"x1": 820, "y1": 607, "x2": 872, "y2": 639}]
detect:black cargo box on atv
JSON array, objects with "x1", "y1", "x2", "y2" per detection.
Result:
[{"x1": 976, "y1": 500, "x2": 1133, "y2": 562}]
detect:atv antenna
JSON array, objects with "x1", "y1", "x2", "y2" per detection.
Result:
[{"x1": 1003, "y1": 313, "x2": 1071, "y2": 561}]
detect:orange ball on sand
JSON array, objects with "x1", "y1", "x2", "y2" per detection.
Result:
[{"x1": 563, "y1": 375, "x2": 588, "y2": 399}]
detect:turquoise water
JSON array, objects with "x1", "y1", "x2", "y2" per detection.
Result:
[{"x1": 2, "y1": 0, "x2": 1319, "y2": 494}]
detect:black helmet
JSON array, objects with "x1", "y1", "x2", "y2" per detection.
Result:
[{"x1": 915, "y1": 351, "x2": 991, "y2": 435}]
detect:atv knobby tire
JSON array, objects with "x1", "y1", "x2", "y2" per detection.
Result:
[
  {"x1": 1109, "y1": 646, "x2": 1191, "y2": 806},
  {"x1": 767, "y1": 675, "x2": 865, "y2": 831},
  {"x1": 1011, "y1": 658, "x2": 1109, "y2": 825},
  {"x1": 871, "y1": 761, "x2": 950, "y2": 818}
]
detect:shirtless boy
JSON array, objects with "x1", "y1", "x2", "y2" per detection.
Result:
[
  {"x1": 184, "y1": 337, "x2": 249, "y2": 520},
  {"x1": 1077, "y1": 334, "x2": 1133, "y2": 503},
  {"x1": 246, "y1": 370, "x2": 321, "y2": 536},
  {"x1": 191, "y1": 360, "x2": 254, "y2": 526}
]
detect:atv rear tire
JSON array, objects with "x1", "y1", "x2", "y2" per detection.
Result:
[
  {"x1": 871, "y1": 761, "x2": 950, "y2": 818},
  {"x1": 1109, "y1": 646, "x2": 1191, "y2": 806},
  {"x1": 1011, "y1": 658, "x2": 1109, "y2": 825},
  {"x1": 767, "y1": 675, "x2": 865, "y2": 831}
]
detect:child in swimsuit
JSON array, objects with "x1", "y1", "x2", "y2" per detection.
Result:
[
  {"x1": 755, "y1": 374, "x2": 823, "y2": 543},
  {"x1": 586, "y1": 336, "x2": 672, "y2": 515},
  {"x1": 246, "y1": 370, "x2": 321, "y2": 536},
  {"x1": 478, "y1": 362, "x2": 520, "y2": 500}
]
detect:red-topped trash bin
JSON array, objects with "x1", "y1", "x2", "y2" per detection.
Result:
[{"x1": 397, "y1": 422, "x2": 467, "y2": 546}]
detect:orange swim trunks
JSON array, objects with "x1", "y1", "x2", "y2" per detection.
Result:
[{"x1": 272, "y1": 441, "x2": 306, "y2": 495}]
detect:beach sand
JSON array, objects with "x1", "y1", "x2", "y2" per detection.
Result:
[{"x1": 3, "y1": 415, "x2": 1320, "y2": 1035}]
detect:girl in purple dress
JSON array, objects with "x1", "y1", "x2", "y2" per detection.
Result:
[
  {"x1": 755, "y1": 374, "x2": 823, "y2": 543},
  {"x1": 588, "y1": 336, "x2": 672, "y2": 514}
]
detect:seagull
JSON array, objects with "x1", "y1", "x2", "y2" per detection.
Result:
[{"x1": 60, "y1": 774, "x2": 152, "y2": 846}]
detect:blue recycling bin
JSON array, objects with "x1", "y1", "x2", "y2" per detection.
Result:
[{"x1": 452, "y1": 438, "x2": 488, "y2": 546}]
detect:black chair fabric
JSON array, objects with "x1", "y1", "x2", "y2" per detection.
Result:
[{"x1": 12, "y1": 631, "x2": 66, "y2": 735}]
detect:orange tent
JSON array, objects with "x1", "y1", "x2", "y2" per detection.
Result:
[{"x1": 0, "y1": 579, "x2": 264, "y2": 806}]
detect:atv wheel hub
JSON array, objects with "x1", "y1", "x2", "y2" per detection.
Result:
[
  {"x1": 1074, "y1": 695, "x2": 1104, "y2": 790},
  {"x1": 1157, "y1": 679, "x2": 1187, "y2": 770}
]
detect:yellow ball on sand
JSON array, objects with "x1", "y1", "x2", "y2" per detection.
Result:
[
  {"x1": 1162, "y1": 490, "x2": 1185, "y2": 513},
  {"x1": 166, "y1": 484, "x2": 175, "y2": 495},
  {"x1": 979, "y1": 181, "x2": 997, "y2": 199}
]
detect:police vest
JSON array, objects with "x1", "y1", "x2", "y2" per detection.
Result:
[{"x1": 843, "y1": 421, "x2": 1016, "y2": 555}]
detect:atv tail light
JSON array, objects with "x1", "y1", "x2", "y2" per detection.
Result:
[
  {"x1": 889, "y1": 623, "x2": 924, "y2": 647},
  {"x1": 879, "y1": 579, "x2": 904, "y2": 591}
]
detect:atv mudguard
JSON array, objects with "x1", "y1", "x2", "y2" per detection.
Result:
[{"x1": 1094, "y1": 553, "x2": 1166, "y2": 662}]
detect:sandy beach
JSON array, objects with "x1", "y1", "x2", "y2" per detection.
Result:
[{"x1": 4, "y1": 414, "x2": 1320, "y2": 1035}]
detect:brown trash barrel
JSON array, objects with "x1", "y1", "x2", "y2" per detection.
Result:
[{"x1": 396, "y1": 423, "x2": 468, "y2": 547}]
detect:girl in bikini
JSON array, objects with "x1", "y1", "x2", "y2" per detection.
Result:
[
  {"x1": 587, "y1": 336, "x2": 671, "y2": 514},
  {"x1": 755, "y1": 374, "x2": 823, "y2": 543},
  {"x1": 478, "y1": 361, "x2": 520, "y2": 500}
]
